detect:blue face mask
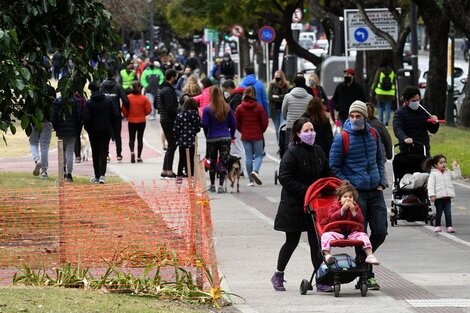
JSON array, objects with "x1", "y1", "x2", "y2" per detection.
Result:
[{"x1": 350, "y1": 117, "x2": 365, "y2": 130}]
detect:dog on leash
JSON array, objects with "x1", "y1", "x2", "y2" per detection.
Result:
[
  {"x1": 225, "y1": 155, "x2": 242, "y2": 193},
  {"x1": 80, "y1": 132, "x2": 92, "y2": 162}
]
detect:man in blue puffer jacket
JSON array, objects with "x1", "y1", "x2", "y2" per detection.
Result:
[
  {"x1": 329, "y1": 100, "x2": 387, "y2": 291},
  {"x1": 239, "y1": 66, "x2": 269, "y2": 116}
]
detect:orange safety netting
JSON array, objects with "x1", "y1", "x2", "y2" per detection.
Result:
[{"x1": 0, "y1": 160, "x2": 218, "y2": 288}]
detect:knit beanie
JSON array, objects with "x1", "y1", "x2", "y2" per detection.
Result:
[{"x1": 349, "y1": 100, "x2": 368, "y2": 117}]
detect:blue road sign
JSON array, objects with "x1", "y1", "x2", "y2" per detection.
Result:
[
  {"x1": 258, "y1": 26, "x2": 276, "y2": 43},
  {"x1": 354, "y1": 27, "x2": 369, "y2": 43}
]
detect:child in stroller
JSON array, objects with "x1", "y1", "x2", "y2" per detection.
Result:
[
  {"x1": 390, "y1": 142, "x2": 434, "y2": 226},
  {"x1": 321, "y1": 181, "x2": 380, "y2": 266},
  {"x1": 301, "y1": 177, "x2": 371, "y2": 297}
]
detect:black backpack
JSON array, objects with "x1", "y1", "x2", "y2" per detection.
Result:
[
  {"x1": 147, "y1": 74, "x2": 159, "y2": 94},
  {"x1": 380, "y1": 72, "x2": 393, "y2": 91}
]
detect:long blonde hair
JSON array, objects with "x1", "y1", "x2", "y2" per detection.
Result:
[
  {"x1": 273, "y1": 70, "x2": 288, "y2": 87},
  {"x1": 182, "y1": 75, "x2": 201, "y2": 96},
  {"x1": 210, "y1": 86, "x2": 230, "y2": 122}
]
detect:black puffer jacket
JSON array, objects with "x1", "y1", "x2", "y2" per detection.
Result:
[
  {"x1": 274, "y1": 143, "x2": 331, "y2": 232},
  {"x1": 158, "y1": 81, "x2": 179, "y2": 124},
  {"x1": 393, "y1": 104, "x2": 439, "y2": 156},
  {"x1": 51, "y1": 96, "x2": 82, "y2": 138}
]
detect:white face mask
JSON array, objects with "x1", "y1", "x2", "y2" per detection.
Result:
[
  {"x1": 223, "y1": 91, "x2": 230, "y2": 99},
  {"x1": 408, "y1": 100, "x2": 419, "y2": 110}
]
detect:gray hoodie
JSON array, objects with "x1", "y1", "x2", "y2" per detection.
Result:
[{"x1": 281, "y1": 87, "x2": 312, "y2": 129}]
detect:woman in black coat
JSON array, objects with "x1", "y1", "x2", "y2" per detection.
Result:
[{"x1": 271, "y1": 117, "x2": 331, "y2": 292}]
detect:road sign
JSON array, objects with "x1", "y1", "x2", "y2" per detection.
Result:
[
  {"x1": 204, "y1": 28, "x2": 218, "y2": 43},
  {"x1": 292, "y1": 8, "x2": 303, "y2": 23},
  {"x1": 291, "y1": 23, "x2": 303, "y2": 30},
  {"x1": 231, "y1": 24, "x2": 244, "y2": 38},
  {"x1": 258, "y1": 26, "x2": 276, "y2": 43},
  {"x1": 344, "y1": 8, "x2": 399, "y2": 50}
]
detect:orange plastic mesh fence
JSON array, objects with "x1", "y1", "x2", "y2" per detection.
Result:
[{"x1": 0, "y1": 160, "x2": 218, "y2": 289}]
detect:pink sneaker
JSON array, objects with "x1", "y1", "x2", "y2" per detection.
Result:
[
  {"x1": 434, "y1": 226, "x2": 442, "y2": 232},
  {"x1": 365, "y1": 255, "x2": 380, "y2": 265},
  {"x1": 446, "y1": 226, "x2": 455, "y2": 233}
]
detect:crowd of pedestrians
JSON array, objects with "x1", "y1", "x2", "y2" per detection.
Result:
[{"x1": 29, "y1": 48, "x2": 459, "y2": 296}]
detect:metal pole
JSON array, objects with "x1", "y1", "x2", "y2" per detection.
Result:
[
  {"x1": 410, "y1": 2, "x2": 419, "y2": 86},
  {"x1": 446, "y1": 29, "x2": 455, "y2": 126},
  {"x1": 265, "y1": 43, "x2": 270, "y2": 82},
  {"x1": 342, "y1": 14, "x2": 349, "y2": 68},
  {"x1": 236, "y1": 37, "x2": 241, "y2": 83}
]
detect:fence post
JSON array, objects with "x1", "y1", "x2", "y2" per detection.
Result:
[{"x1": 57, "y1": 140, "x2": 66, "y2": 263}]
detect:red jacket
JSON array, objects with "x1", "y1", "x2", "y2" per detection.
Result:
[
  {"x1": 327, "y1": 201, "x2": 364, "y2": 233},
  {"x1": 122, "y1": 94, "x2": 151, "y2": 123},
  {"x1": 235, "y1": 97, "x2": 268, "y2": 141}
]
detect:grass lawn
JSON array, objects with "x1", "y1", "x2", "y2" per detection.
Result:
[
  {"x1": 0, "y1": 286, "x2": 211, "y2": 313},
  {"x1": 388, "y1": 124, "x2": 470, "y2": 177},
  {"x1": 0, "y1": 125, "x2": 57, "y2": 159}
]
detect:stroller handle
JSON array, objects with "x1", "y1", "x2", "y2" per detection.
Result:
[
  {"x1": 393, "y1": 141, "x2": 426, "y2": 149},
  {"x1": 322, "y1": 220, "x2": 365, "y2": 233}
]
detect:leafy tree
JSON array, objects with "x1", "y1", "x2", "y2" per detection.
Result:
[
  {"x1": 443, "y1": 0, "x2": 470, "y2": 127},
  {"x1": 0, "y1": 0, "x2": 121, "y2": 136}
]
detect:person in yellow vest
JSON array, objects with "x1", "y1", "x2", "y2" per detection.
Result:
[
  {"x1": 371, "y1": 61, "x2": 396, "y2": 126},
  {"x1": 120, "y1": 61, "x2": 137, "y2": 93}
]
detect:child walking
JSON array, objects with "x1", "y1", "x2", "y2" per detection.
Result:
[
  {"x1": 173, "y1": 98, "x2": 201, "y2": 177},
  {"x1": 426, "y1": 154, "x2": 461, "y2": 233},
  {"x1": 321, "y1": 181, "x2": 380, "y2": 265}
]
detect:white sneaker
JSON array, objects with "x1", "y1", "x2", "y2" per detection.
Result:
[
  {"x1": 251, "y1": 171, "x2": 262, "y2": 185},
  {"x1": 247, "y1": 182, "x2": 255, "y2": 187},
  {"x1": 365, "y1": 255, "x2": 380, "y2": 265},
  {"x1": 99, "y1": 176, "x2": 106, "y2": 184},
  {"x1": 90, "y1": 177, "x2": 99, "y2": 184}
]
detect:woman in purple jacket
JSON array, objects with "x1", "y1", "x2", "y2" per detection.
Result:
[{"x1": 201, "y1": 87, "x2": 237, "y2": 193}]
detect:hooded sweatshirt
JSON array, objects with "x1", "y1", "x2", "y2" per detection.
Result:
[
  {"x1": 83, "y1": 91, "x2": 119, "y2": 134},
  {"x1": 235, "y1": 97, "x2": 269, "y2": 141},
  {"x1": 239, "y1": 74, "x2": 269, "y2": 114},
  {"x1": 100, "y1": 79, "x2": 130, "y2": 112},
  {"x1": 281, "y1": 87, "x2": 313, "y2": 129}
]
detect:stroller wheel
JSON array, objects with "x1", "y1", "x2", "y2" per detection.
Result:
[
  {"x1": 299, "y1": 279, "x2": 311, "y2": 295},
  {"x1": 360, "y1": 283, "x2": 368, "y2": 297},
  {"x1": 274, "y1": 170, "x2": 279, "y2": 185},
  {"x1": 334, "y1": 283, "x2": 340, "y2": 297}
]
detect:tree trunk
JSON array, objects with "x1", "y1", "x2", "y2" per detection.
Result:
[
  {"x1": 417, "y1": 1, "x2": 450, "y2": 118},
  {"x1": 460, "y1": 61, "x2": 470, "y2": 127},
  {"x1": 239, "y1": 36, "x2": 251, "y2": 72}
]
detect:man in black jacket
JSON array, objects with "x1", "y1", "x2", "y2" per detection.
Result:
[
  {"x1": 159, "y1": 69, "x2": 179, "y2": 179},
  {"x1": 100, "y1": 69, "x2": 129, "y2": 162},
  {"x1": 393, "y1": 86, "x2": 439, "y2": 157},
  {"x1": 332, "y1": 68, "x2": 366, "y2": 125},
  {"x1": 83, "y1": 82, "x2": 120, "y2": 183}
]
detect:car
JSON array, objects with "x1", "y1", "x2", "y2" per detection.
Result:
[
  {"x1": 297, "y1": 49, "x2": 327, "y2": 73},
  {"x1": 298, "y1": 38, "x2": 314, "y2": 50},
  {"x1": 314, "y1": 39, "x2": 329, "y2": 52},
  {"x1": 403, "y1": 43, "x2": 412, "y2": 65},
  {"x1": 454, "y1": 77, "x2": 467, "y2": 125},
  {"x1": 418, "y1": 67, "x2": 467, "y2": 99}
]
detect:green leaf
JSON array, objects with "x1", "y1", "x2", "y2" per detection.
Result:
[
  {"x1": 10, "y1": 124, "x2": 17, "y2": 135},
  {"x1": 21, "y1": 115, "x2": 30, "y2": 129},
  {"x1": 15, "y1": 79, "x2": 25, "y2": 91}
]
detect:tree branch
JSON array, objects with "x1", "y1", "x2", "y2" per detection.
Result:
[{"x1": 354, "y1": 0, "x2": 396, "y2": 48}]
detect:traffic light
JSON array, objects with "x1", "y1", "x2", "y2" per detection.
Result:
[{"x1": 153, "y1": 26, "x2": 160, "y2": 40}]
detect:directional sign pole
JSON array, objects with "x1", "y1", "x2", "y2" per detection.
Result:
[
  {"x1": 265, "y1": 43, "x2": 269, "y2": 82},
  {"x1": 237, "y1": 37, "x2": 241, "y2": 80},
  {"x1": 343, "y1": 12, "x2": 349, "y2": 68}
]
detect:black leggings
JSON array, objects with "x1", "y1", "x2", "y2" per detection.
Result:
[
  {"x1": 128, "y1": 122, "x2": 146, "y2": 157},
  {"x1": 276, "y1": 231, "x2": 322, "y2": 272}
]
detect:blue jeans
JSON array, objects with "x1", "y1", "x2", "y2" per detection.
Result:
[
  {"x1": 145, "y1": 92, "x2": 156, "y2": 118},
  {"x1": 242, "y1": 140, "x2": 264, "y2": 182},
  {"x1": 29, "y1": 122, "x2": 52, "y2": 174},
  {"x1": 434, "y1": 198, "x2": 452, "y2": 227},
  {"x1": 356, "y1": 189, "x2": 388, "y2": 252},
  {"x1": 377, "y1": 98, "x2": 392, "y2": 126},
  {"x1": 271, "y1": 108, "x2": 284, "y2": 143},
  {"x1": 61, "y1": 136, "x2": 76, "y2": 175}
]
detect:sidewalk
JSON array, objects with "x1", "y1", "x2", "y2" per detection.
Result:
[{"x1": 3, "y1": 118, "x2": 470, "y2": 312}]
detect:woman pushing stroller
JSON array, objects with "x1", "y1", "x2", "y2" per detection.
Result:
[{"x1": 321, "y1": 181, "x2": 380, "y2": 265}]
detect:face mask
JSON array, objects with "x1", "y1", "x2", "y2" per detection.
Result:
[
  {"x1": 299, "y1": 131, "x2": 316, "y2": 145},
  {"x1": 350, "y1": 117, "x2": 365, "y2": 130},
  {"x1": 275, "y1": 77, "x2": 281, "y2": 82},
  {"x1": 133, "y1": 64, "x2": 138, "y2": 69},
  {"x1": 408, "y1": 100, "x2": 419, "y2": 110},
  {"x1": 309, "y1": 80, "x2": 316, "y2": 86},
  {"x1": 223, "y1": 91, "x2": 231, "y2": 99},
  {"x1": 344, "y1": 76, "x2": 352, "y2": 84},
  {"x1": 223, "y1": 57, "x2": 229, "y2": 61}
]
